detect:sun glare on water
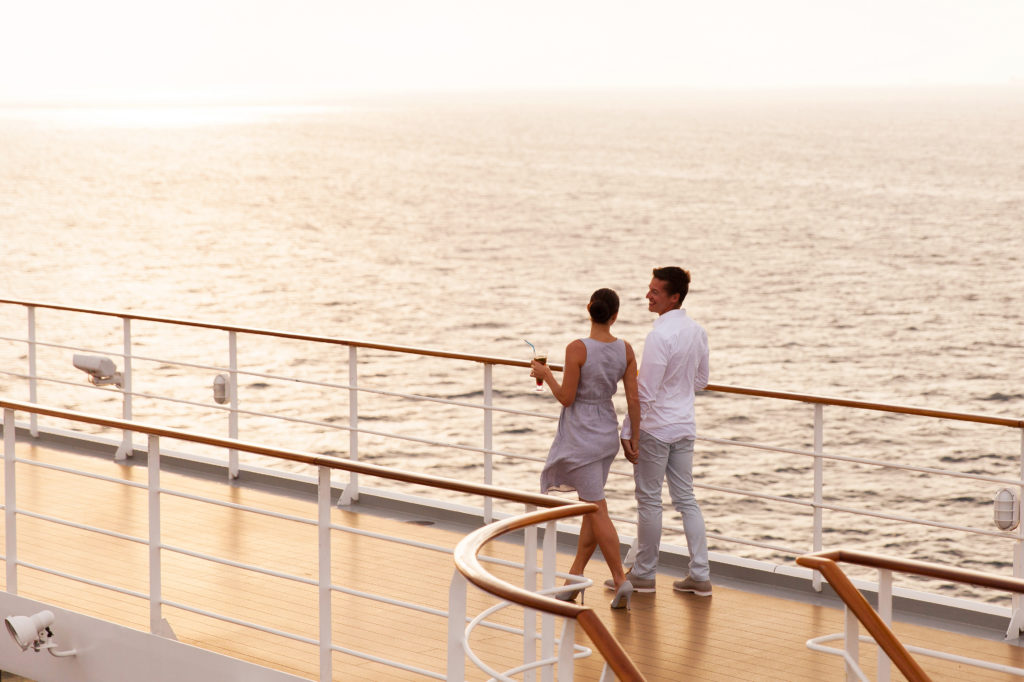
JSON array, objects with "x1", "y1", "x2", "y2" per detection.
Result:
[{"x1": 0, "y1": 103, "x2": 342, "y2": 129}]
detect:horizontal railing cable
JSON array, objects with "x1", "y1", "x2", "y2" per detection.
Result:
[
  {"x1": 8, "y1": 396, "x2": 1018, "y2": 560},
  {"x1": 0, "y1": 398, "x2": 573, "y2": 509},
  {"x1": 3, "y1": 297, "x2": 1020, "y2": 425},
  {"x1": 162, "y1": 543, "x2": 317, "y2": 586},
  {"x1": 16, "y1": 457, "x2": 150, "y2": 489},
  {"x1": 326, "y1": 642, "x2": 447, "y2": 681},
  {"x1": 158, "y1": 487, "x2": 319, "y2": 525},
  {"x1": 813, "y1": 502, "x2": 1018, "y2": 540},
  {"x1": 16, "y1": 508, "x2": 147, "y2": 545},
  {"x1": 0, "y1": 298, "x2": 566, "y2": 371},
  {"x1": 705, "y1": 383, "x2": 1024, "y2": 428},
  {"x1": 0, "y1": 336, "x2": 123, "y2": 359},
  {"x1": 19, "y1": 559, "x2": 150, "y2": 601},
  {"x1": 1, "y1": 365, "x2": 560, "y2": 427},
  {"x1": 702, "y1": 436, "x2": 1024, "y2": 487},
  {"x1": 162, "y1": 598, "x2": 319, "y2": 646},
  {"x1": 13, "y1": 298, "x2": 1023, "y2": 428}
]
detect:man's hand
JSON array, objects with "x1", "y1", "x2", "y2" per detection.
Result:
[{"x1": 621, "y1": 438, "x2": 639, "y2": 463}]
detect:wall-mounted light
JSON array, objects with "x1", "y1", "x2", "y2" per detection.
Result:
[
  {"x1": 213, "y1": 373, "x2": 229, "y2": 404},
  {"x1": 4, "y1": 610, "x2": 77, "y2": 657},
  {"x1": 994, "y1": 488, "x2": 1020, "y2": 531},
  {"x1": 72, "y1": 353, "x2": 123, "y2": 388}
]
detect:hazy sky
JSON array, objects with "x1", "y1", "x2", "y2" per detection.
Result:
[{"x1": 2, "y1": 0, "x2": 1023, "y2": 101}]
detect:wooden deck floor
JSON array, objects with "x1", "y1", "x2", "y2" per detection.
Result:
[{"x1": 4, "y1": 438, "x2": 1024, "y2": 681}]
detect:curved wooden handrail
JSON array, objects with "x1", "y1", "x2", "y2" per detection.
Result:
[
  {"x1": 454, "y1": 504, "x2": 646, "y2": 681},
  {"x1": 796, "y1": 549, "x2": 1024, "y2": 682},
  {"x1": 0, "y1": 398, "x2": 570, "y2": 509},
  {"x1": 803, "y1": 548, "x2": 1024, "y2": 593},
  {"x1": 3, "y1": 297, "x2": 1022, "y2": 427}
]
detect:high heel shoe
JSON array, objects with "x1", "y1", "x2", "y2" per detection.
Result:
[
  {"x1": 610, "y1": 580, "x2": 633, "y2": 610},
  {"x1": 555, "y1": 588, "x2": 582, "y2": 603},
  {"x1": 555, "y1": 574, "x2": 586, "y2": 603}
]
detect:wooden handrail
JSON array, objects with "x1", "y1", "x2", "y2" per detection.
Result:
[
  {"x1": 705, "y1": 383, "x2": 1024, "y2": 428},
  {"x1": 1, "y1": 400, "x2": 640, "y2": 676},
  {"x1": 0, "y1": 298, "x2": 565, "y2": 371},
  {"x1": 0, "y1": 398, "x2": 569, "y2": 509},
  {"x1": 2, "y1": 297, "x2": 1022, "y2": 427},
  {"x1": 454, "y1": 504, "x2": 646, "y2": 681},
  {"x1": 796, "y1": 549, "x2": 1024, "y2": 682},
  {"x1": 804, "y1": 548, "x2": 1024, "y2": 593}
]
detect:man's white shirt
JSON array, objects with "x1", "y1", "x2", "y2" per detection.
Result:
[{"x1": 621, "y1": 308, "x2": 709, "y2": 442}]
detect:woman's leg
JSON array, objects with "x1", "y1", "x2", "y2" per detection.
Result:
[
  {"x1": 582, "y1": 498, "x2": 627, "y2": 587},
  {"x1": 556, "y1": 509, "x2": 598, "y2": 600},
  {"x1": 568, "y1": 512, "x2": 598, "y2": 576}
]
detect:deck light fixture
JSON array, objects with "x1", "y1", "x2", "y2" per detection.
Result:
[
  {"x1": 72, "y1": 353, "x2": 123, "y2": 388},
  {"x1": 994, "y1": 488, "x2": 1020, "y2": 531},
  {"x1": 4, "y1": 610, "x2": 77, "y2": 657},
  {"x1": 213, "y1": 373, "x2": 229, "y2": 404}
]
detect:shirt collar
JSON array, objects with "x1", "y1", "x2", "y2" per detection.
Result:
[{"x1": 653, "y1": 307, "x2": 686, "y2": 327}]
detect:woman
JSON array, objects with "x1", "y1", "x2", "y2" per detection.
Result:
[{"x1": 531, "y1": 288, "x2": 640, "y2": 610}]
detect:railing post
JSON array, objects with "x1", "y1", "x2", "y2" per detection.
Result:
[
  {"x1": 557, "y1": 619, "x2": 577, "y2": 682},
  {"x1": 877, "y1": 568, "x2": 893, "y2": 682},
  {"x1": 483, "y1": 363, "x2": 494, "y2": 524},
  {"x1": 541, "y1": 519, "x2": 557, "y2": 682},
  {"x1": 523, "y1": 503, "x2": 538, "y2": 681},
  {"x1": 812, "y1": 403, "x2": 824, "y2": 592},
  {"x1": 318, "y1": 465, "x2": 333, "y2": 682},
  {"x1": 339, "y1": 346, "x2": 359, "y2": 505},
  {"x1": 4, "y1": 408, "x2": 17, "y2": 594},
  {"x1": 27, "y1": 306, "x2": 38, "y2": 438},
  {"x1": 115, "y1": 317, "x2": 133, "y2": 460},
  {"x1": 844, "y1": 605, "x2": 860, "y2": 681},
  {"x1": 624, "y1": 536, "x2": 638, "y2": 569},
  {"x1": 1009, "y1": 428, "x2": 1024, "y2": 639},
  {"x1": 228, "y1": 331, "x2": 239, "y2": 479},
  {"x1": 447, "y1": 568, "x2": 468, "y2": 681},
  {"x1": 148, "y1": 434, "x2": 163, "y2": 633}
]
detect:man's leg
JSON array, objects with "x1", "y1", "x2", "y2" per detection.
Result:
[
  {"x1": 632, "y1": 431, "x2": 669, "y2": 579},
  {"x1": 665, "y1": 438, "x2": 709, "y2": 581}
]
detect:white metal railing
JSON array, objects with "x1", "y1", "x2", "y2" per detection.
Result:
[
  {"x1": 451, "y1": 506, "x2": 643, "y2": 681},
  {"x1": 0, "y1": 299, "x2": 567, "y2": 524},
  {"x1": 798, "y1": 549, "x2": 1024, "y2": 681},
  {"x1": 2, "y1": 298, "x2": 1024, "y2": 613},
  {"x1": 2, "y1": 399, "x2": 616, "y2": 681}
]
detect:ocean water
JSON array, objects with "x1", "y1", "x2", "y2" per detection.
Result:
[{"x1": 2, "y1": 88, "x2": 1023, "y2": 599}]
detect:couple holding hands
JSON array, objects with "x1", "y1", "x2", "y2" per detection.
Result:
[{"x1": 530, "y1": 266, "x2": 711, "y2": 610}]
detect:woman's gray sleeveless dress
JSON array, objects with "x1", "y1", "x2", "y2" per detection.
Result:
[{"x1": 540, "y1": 338, "x2": 626, "y2": 501}]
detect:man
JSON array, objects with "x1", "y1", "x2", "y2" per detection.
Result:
[{"x1": 606, "y1": 266, "x2": 711, "y2": 596}]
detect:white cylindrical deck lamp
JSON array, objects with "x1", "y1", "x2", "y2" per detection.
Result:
[{"x1": 994, "y1": 488, "x2": 1020, "y2": 531}]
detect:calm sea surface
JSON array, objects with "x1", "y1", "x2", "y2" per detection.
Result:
[{"x1": 2, "y1": 88, "x2": 1023, "y2": 599}]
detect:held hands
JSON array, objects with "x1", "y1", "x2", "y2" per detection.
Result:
[{"x1": 621, "y1": 437, "x2": 639, "y2": 464}]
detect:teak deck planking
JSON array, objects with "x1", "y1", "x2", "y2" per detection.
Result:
[{"x1": 3, "y1": 440, "x2": 1024, "y2": 681}]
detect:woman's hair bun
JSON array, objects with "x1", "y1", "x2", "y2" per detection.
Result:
[{"x1": 589, "y1": 288, "x2": 619, "y2": 324}]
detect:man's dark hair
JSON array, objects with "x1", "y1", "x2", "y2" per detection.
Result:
[{"x1": 652, "y1": 266, "x2": 690, "y2": 307}]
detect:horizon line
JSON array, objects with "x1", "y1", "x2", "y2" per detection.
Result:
[{"x1": 2, "y1": 82, "x2": 1023, "y2": 108}]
